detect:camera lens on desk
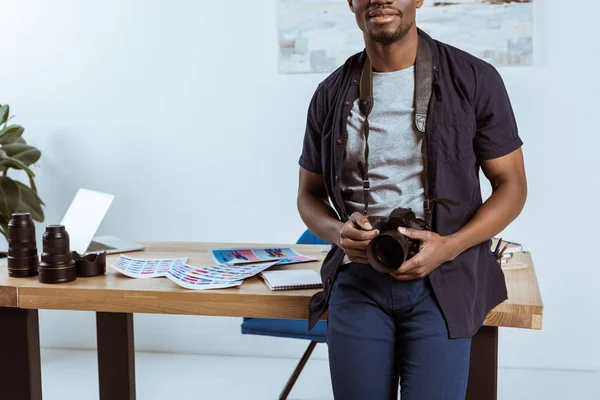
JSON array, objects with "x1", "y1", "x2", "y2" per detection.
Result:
[
  {"x1": 7, "y1": 213, "x2": 39, "y2": 278},
  {"x1": 38, "y1": 225, "x2": 76, "y2": 284}
]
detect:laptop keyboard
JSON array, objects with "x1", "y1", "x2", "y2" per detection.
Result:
[{"x1": 86, "y1": 241, "x2": 117, "y2": 253}]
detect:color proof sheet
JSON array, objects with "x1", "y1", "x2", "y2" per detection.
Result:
[
  {"x1": 174, "y1": 261, "x2": 280, "y2": 282},
  {"x1": 165, "y1": 264, "x2": 245, "y2": 290},
  {"x1": 110, "y1": 255, "x2": 188, "y2": 278},
  {"x1": 209, "y1": 247, "x2": 316, "y2": 266},
  {"x1": 110, "y1": 253, "x2": 318, "y2": 290}
]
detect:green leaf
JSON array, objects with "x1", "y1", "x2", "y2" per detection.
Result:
[
  {"x1": 0, "y1": 210, "x2": 9, "y2": 241},
  {"x1": 0, "y1": 105, "x2": 8, "y2": 126},
  {"x1": 27, "y1": 175, "x2": 43, "y2": 206},
  {"x1": 0, "y1": 150, "x2": 35, "y2": 178},
  {"x1": 0, "y1": 208, "x2": 10, "y2": 241},
  {"x1": 0, "y1": 195, "x2": 11, "y2": 241},
  {"x1": 14, "y1": 137, "x2": 27, "y2": 145},
  {"x1": 0, "y1": 176, "x2": 21, "y2": 218},
  {"x1": 0, "y1": 125, "x2": 24, "y2": 145},
  {"x1": 2, "y1": 144, "x2": 41, "y2": 166},
  {"x1": 14, "y1": 181, "x2": 44, "y2": 222}
]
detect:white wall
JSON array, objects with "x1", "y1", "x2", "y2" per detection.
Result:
[{"x1": 1, "y1": 0, "x2": 598, "y2": 372}]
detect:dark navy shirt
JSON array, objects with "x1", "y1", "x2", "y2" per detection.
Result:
[{"x1": 299, "y1": 29, "x2": 523, "y2": 339}]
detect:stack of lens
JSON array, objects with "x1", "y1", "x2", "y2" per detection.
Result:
[
  {"x1": 38, "y1": 225, "x2": 76, "y2": 284},
  {"x1": 7, "y1": 213, "x2": 39, "y2": 277}
]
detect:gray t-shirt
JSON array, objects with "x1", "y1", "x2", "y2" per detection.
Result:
[{"x1": 341, "y1": 66, "x2": 426, "y2": 263}]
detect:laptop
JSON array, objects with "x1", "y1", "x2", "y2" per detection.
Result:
[{"x1": 60, "y1": 188, "x2": 145, "y2": 255}]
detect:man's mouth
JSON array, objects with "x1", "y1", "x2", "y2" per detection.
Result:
[
  {"x1": 368, "y1": 8, "x2": 400, "y2": 18},
  {"x1": 368, "y1": 8, "x2": 400, "y2": 23}
]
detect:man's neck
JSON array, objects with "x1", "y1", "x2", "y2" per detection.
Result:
[{"x1": 364, "y1": 27, "x2": 419, "y2": 73}]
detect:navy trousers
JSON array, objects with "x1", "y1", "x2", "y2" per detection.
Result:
[{"x1": 327, "y1": 263, "x2": 472, "y2": 400}]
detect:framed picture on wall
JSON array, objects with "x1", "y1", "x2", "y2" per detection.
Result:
[{"x1": 277, "y1": 0, "x2": 534, "y2": 74}]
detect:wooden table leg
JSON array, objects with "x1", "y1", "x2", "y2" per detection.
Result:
[
  {"x1": 96, "y1": 312, "x2": 136, "y2": 400},
  {"x1": 466, "y1": 326, "x2": 498, "y2": 400},
  {"x1": 0, "y1": 307, "x2": 43, "y2": 400}
]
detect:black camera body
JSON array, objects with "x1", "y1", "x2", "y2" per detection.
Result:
[{"x1": 366, "y1": 207, "x2": 429, "y2": 274}]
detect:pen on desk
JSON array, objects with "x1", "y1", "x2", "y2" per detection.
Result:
[{"x1": 494, "y1": 238, "x2": 503, "y2": 258}]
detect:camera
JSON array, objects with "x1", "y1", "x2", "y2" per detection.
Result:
[{"x1": 366, "y1": 207, "x2": 429, "y2": 274}]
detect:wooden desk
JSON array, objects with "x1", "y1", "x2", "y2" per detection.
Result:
[
  {"x1": 2, "y1": 243, "x2": 543, "y2": 400},
  {"x1": 0, "y1": 264, "x2": 23, "y2": 307},
  {"x1": 18, "y1": 243, "x2": 329, "y2": 320}
]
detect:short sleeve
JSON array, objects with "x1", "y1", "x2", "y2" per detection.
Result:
[
  {"x1": 298, "y1": 84, "x2": 326, "y2": 175},
  {"x1": 473, "y1": 65, "x2": 523, "y2": 160}
]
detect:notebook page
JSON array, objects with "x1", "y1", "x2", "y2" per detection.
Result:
[{"x1": 260, "y1": 270, "x2": 322, "y2": 290}]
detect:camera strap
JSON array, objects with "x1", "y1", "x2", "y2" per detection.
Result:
[{"x1": 358, "y1": 35, "x2": 434, "y2": 222}]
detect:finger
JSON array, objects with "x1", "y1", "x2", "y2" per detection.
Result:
[
  {"x1": 392, "y1": 265, "x2": 425, "y2": 280},
  {"x1": 395, "y1": 256, "x2": 422, "y2": 275},
  {"x1": 344, "y1": 227, "x2": 379, "y2": 241},
  {"x1": 346, "y1": 248, "x2": 367, "y2": 258},
  {"x1": 350, "y1": 212, "x2": 373, "y2": 231},
  {"x1": 346, "y1": 250, "x2": 369, "y2": 264},
  {"x1": 348, "y1": 256, "x2": 369, "y2": 264},
  {"x1": 340, "y1": 237, "x2": 372, "y2": 250},
  {"x1": 397, "y1": 227, "x2": 431, "y2": 241}
]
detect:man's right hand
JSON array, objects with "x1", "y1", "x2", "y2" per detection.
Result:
[{"x1": 338, "y1": 212, "x2": 379, "y2": 264}]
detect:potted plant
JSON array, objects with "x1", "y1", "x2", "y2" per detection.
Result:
[{"x1": 0, "y1": 104, "x2": 44, "y2": 244}]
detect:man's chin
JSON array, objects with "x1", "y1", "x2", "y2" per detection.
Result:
[
  {"x1": 366, "y1": 22, "x2": 412, "y2": 45},
  {"x1": 368, "y1": 30, "x2": 404, "y2": 45}
]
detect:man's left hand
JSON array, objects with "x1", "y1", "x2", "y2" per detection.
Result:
[{"x1": 391, "y1": 227, "x2": 458, "y2": 281}]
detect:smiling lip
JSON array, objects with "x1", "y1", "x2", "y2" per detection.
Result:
[{"x1": 368, "y1": 9, "x2": 400, "y2": 19}]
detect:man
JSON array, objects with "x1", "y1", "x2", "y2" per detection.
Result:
[{"x1": 296, "y1": 0, "x2": 528, "y2": 399}]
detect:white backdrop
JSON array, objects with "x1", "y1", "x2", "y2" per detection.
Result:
[{"x1": 0, "y1": 0, "x2": 598, "y2": 372}]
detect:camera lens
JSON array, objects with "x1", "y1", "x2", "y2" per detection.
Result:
[
  {"x1": 8, "y1": 247, "x2": 38, "y2": 258},
  {"x1": 38, "y1": 225, "x2": 76, "y2": 284},
  {"x1": 367, "y1": 230, "x2": 410, "y2": 274},
  {"x1": 375, "y1": 236, "x2": 405, "y2": 268},
  {"x1": 7, "y1": 213, "x2": 39, "y2": 277}
]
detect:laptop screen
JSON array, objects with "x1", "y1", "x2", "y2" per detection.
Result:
[{"x1": 60, "y1": 189, "x2": 114, "y2": 254}]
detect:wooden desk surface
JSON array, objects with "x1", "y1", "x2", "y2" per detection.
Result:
[
  {"x1": 484, "y1": 251, "x2": 543, "y2": 330},
  {"x1": 14, "y1": 242, "x2": 543, "y2": 329},
  {"x1": 0, "y1": 261, "x2": 28, "y2": 308}
]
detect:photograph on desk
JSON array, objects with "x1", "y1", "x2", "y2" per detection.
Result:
[{"x1": 210, "y1": 247, "x2": 317, "y2": 266}]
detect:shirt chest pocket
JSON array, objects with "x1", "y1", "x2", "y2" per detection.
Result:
[{"x1": 437, "y1": 109, "x2": 477, "y2": 167}]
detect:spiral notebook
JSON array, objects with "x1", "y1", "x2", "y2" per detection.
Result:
[{"x1": 259, "y1": 269, "x2": 322, "y2": 291}]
